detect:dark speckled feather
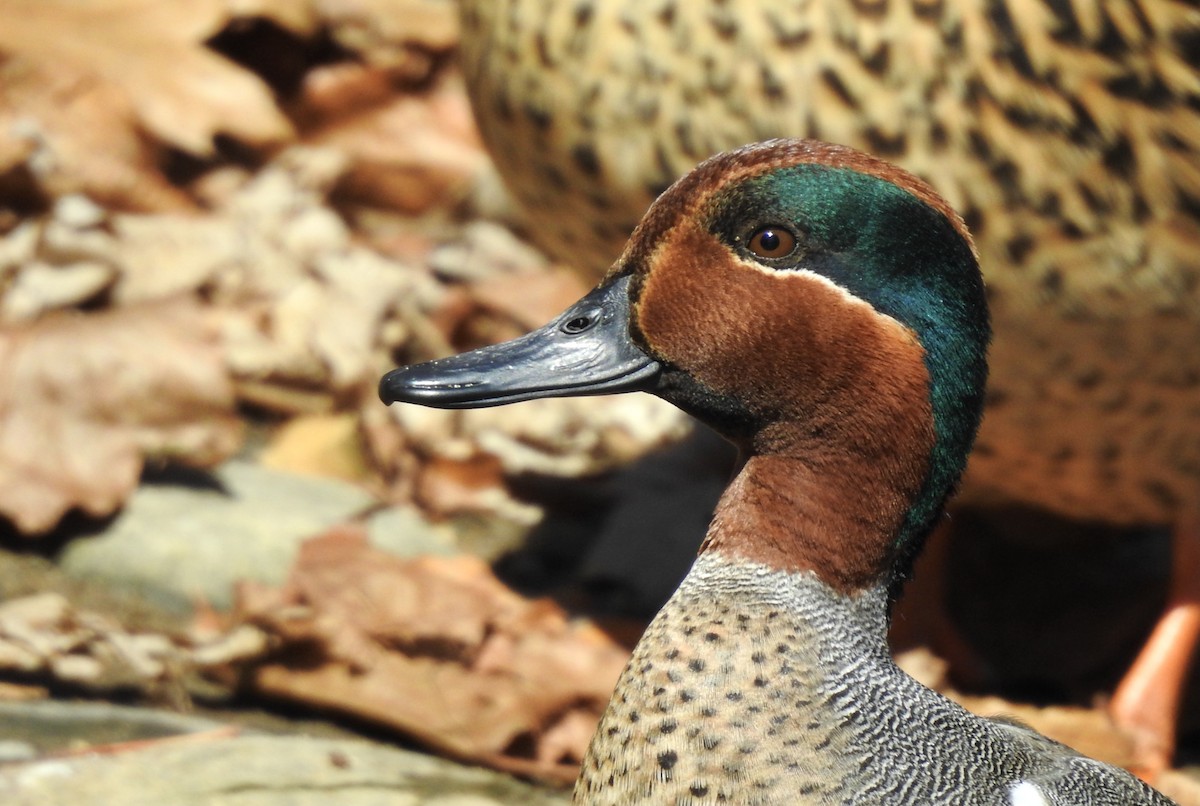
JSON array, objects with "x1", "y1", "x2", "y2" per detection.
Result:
[{"x1": 576, "y1": 554, "x2": 1172, "y2": 805}]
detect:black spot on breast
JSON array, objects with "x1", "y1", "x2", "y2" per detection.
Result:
[
  {"x1": 986, "y1": 2, "x2": 1038, "y2": 78},
  {"x1": 522, "y1": 103, "x2": 551, "y2": 131},
  {"x1": 571, "y1": 142, "x2": 601, "y2": 176},
  {"x1": 574, "y1": 3, "x2": 594, "y2": 28},
  {"x1": 770, "y1": 13, "x2": 809, "y2": 48},
  {"x1": 961, "y1": 205, "x2": 984, "y2": 237},
  {"x1": 585, "y1": 191, "x2": 613, "y2": 211},
  {"x1": 534, "y1": 31, "x2": 553, "y2": 67},
  {"x1": 1075, "y1": 369, "x2": 1102, "y2": 390},
  {"x1": 1041, "y1": 269, "x2": 1063, "y2": 298},
  {"x1": 850, "y1": 0, "x2": 887, "y2": 18},
  {"x1": 862, "y1": 44, "x2": 889, "y2": 75},
  {"x1": 821, "y1": 68, "x2": 855, "y2": 107},
  {"x1": 1005, "y1": 234, "x2": 1033, "y2": 263},
  {"x1": 1144, "y1": 481, "x2": 1179, "y2": 510},
  {"x1": 541, "y1": 163, "x2": 568, "y2": 191},
  {"x1": 1107, "y1": 73, "x2": 1172, "y2": 106},
  {"x1": 658, "y1": 750, "x2": 678, "y2": 770},
  {"x1": 759, "y1": 64, "x2": 785, "y2": 101},
  {"x1": 708, "y1": 13, "x2": 737, "y2": 39}
]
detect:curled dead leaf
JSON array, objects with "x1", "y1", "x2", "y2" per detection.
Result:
[
  {"x1": 0, "y1": 300, "x2": 242, "y2": 533},
  {"x1": 0, "y1": 61, "x2": 195, "y2": 212},
  {"x1": 303, "y1": 69, "x2": 486, "y2": 215},
  {"x1": 238, "y1": 525, "x2": 630, "y2": 780},
  {"x1": 0, "y1": 0, "x2": 294, "y2": 157}
]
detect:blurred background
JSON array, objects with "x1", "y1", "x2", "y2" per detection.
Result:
[{"x1": 0, "y1": 0, "x2": 1196, "y2": 803}]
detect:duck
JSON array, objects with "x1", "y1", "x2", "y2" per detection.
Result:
[
  {"x1": 380, "y1": 139, "x2": 1176, "y2": 804},
  {"x1": 456, "y1": 0, "x2": 1200, "y2": 776}
]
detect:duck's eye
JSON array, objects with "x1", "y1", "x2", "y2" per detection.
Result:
[
  {"x1": 562, "y1": 314, "x2": 594, "y2": 334},
  {"x1": 747, "y1": 226, "x2": 797, "y2": 259}
]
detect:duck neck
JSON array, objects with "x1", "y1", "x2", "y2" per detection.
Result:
[{"x1": 699, "y1": 448, "x2": 921, "y2": 595}]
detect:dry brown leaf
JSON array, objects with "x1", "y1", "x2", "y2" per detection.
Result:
[
  {"x1": 303, "y1": 69, "x2": 487, "y2": 214},
  {"x1": 238, "y1": 525, "x2": 629, "y2": 781},
  {"x1": 0, "y1": 145, "x2": 436, "y2": 410},
  {"x1": 0, "y1": 590, "x2": 268, "y2": 699},
  {"x1": 0, "y1": 0, "x2": 294, "y2": 156},
  {"x1": 0, "y1": 592, "x2": 178, "y2": 690},
  {"x1": 0, "y1": 300, "x2": 243, "y2": 533},
  {"x1": 0, "y1": 0, "x2": 299, "y2": 210},
  {"x1": 0, "y1": 62, "x2": 195, "y2": 212},
  {"x1": 470, "y1": 266, "x2": 590, "y2": 333},
  {"x1": 415, "y1": 454, "x2": 509, "y2": 516},
  {"x1": 227, "y1": 0, "x2": 321, "y2": 37},
  {"x1": 319, "y1": 0, "x2": 459, "y2": 59},
  {"x1": 1158, "y1": 770, "x2": 1200, "y2": 806}
]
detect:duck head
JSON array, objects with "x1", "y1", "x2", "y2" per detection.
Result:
[{"x1": 381, "y1": 139, "x2": 989, "y2": 594}]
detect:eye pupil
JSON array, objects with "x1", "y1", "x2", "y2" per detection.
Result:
[
  {"x1": 564, "y1": 315, "x2": 591, "y2": 333},
  {"x1": 747, "y1": 226, "x2": 797, "y2": 259}
]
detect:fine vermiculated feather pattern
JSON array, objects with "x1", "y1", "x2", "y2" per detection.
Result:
[{"x1": 575, "y1": 553, "x2": 1175, "y2": 805}]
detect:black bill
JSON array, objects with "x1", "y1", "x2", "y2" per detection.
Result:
[{"x1": 379, "y1": 275, "x2": 662, "y2": 409}]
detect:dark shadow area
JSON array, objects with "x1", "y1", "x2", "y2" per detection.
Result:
[
  {"x1": 946, "y1": 507, "x2": 1173, "y2": 702},
  {"x1": 499, "y1": 423, "x2": 733, "y2": 619}
]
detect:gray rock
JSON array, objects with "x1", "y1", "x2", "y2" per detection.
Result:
[
  {"x1": 59, "y1": 462, "x2": 390, "y2": 612},
  {"x1": 0, "y1": 701, "x2": 226, "y2": 753},
  {"x1": 0, "y1": 741, "x2": 36, "y2": 763},
  {"x1": 0, "y1": 708, "x2": 569, "y2": 806},
  {"x1": 366, "y1": 506, "x2": 458, "y2": 558}
]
